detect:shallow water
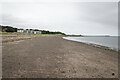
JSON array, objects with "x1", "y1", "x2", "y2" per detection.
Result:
[{"x1": 63, "y1": 36, "x2": 119, "y2": 51}]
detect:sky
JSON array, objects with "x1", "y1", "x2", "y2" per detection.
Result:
[{"x1": 0, "y1": 0, "x2": 119, "y2": 36}]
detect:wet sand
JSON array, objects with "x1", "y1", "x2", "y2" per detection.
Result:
[{"x1": 2, "y1": 36, "x2": 118, "y2": 78}]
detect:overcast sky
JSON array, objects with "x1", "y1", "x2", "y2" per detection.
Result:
[{"x1": 0, "y1": 1, "x2": 118, "y2": 35}]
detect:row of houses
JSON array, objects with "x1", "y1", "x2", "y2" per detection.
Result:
[{"x1": 17, "y1": 29, "x2": 41, "y2": 34}]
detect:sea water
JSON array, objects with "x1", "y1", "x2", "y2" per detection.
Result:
[{"x1": 63, "y1": 36, "x2": 119, "y2": 51}]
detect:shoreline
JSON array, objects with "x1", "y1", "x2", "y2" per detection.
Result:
[
  {"x1": 62, "y1": 37, "x2": 118, "y2": 52},
  {"x1": 2, "y1": 35, "x2": 118, "y2": 52}
]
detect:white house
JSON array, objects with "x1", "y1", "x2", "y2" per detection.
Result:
[
  {"x1": 17, "y1": 29, "x2": 24, "y2": 33},
  {"x1": 33, "y1": 31, "x2": 41, "y2": 34},
  {"x1": 17, "y1": 29, "x2": 41, "y2": 34},
  {"x1": 33, "y1": 29, "x2": 41, "y2": 34},
  {"x1": 25, "y1": 29, "x2": 31, "y2": 33}
]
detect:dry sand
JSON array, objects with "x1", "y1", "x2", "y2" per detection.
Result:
[
  {"x1": 2, "y1": 35, "x2": 41, "y2": 43},
  {"x1": 2, "y1": 36, "x2": 118, "y2": 78}
]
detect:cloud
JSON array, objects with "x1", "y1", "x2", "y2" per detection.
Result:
[
  {"x1": 0, "y1": 0, "x2": 119, "y2": 3},
  {"x1": 0, "y1": 2, "x2": 118, "y2": 36}
]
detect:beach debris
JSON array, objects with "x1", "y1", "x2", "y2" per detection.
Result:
[
  {"x1": 112, "y1": 73, "x2": 115, "y2": 76},
  {"x1": 61, "y1": 71, "x2": 65, "y2": 73}
]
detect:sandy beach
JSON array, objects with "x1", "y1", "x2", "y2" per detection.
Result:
[
  {"x1": 2, "y1": 35, "x2": 118, "y2": 78},
  {"x1": 2, "y1": 35, "x2": 41, "y2": 43}
]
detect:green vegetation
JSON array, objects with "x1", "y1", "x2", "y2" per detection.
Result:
[
  {"x1": 1, "y1": 32, "x2": 33, "y2": 35},
  {"x1": 0, "y1": 25, "x2": 66, "y2": 35},
  {"x1": 41, "y1": 30, "x2": 65, "y2": 35},
  {"x1": 1, "y1": 32, "x2": 64, "y2": 36},
  {"x1": 0, "y1": 25, "x2": 17, "y2": 32}
]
